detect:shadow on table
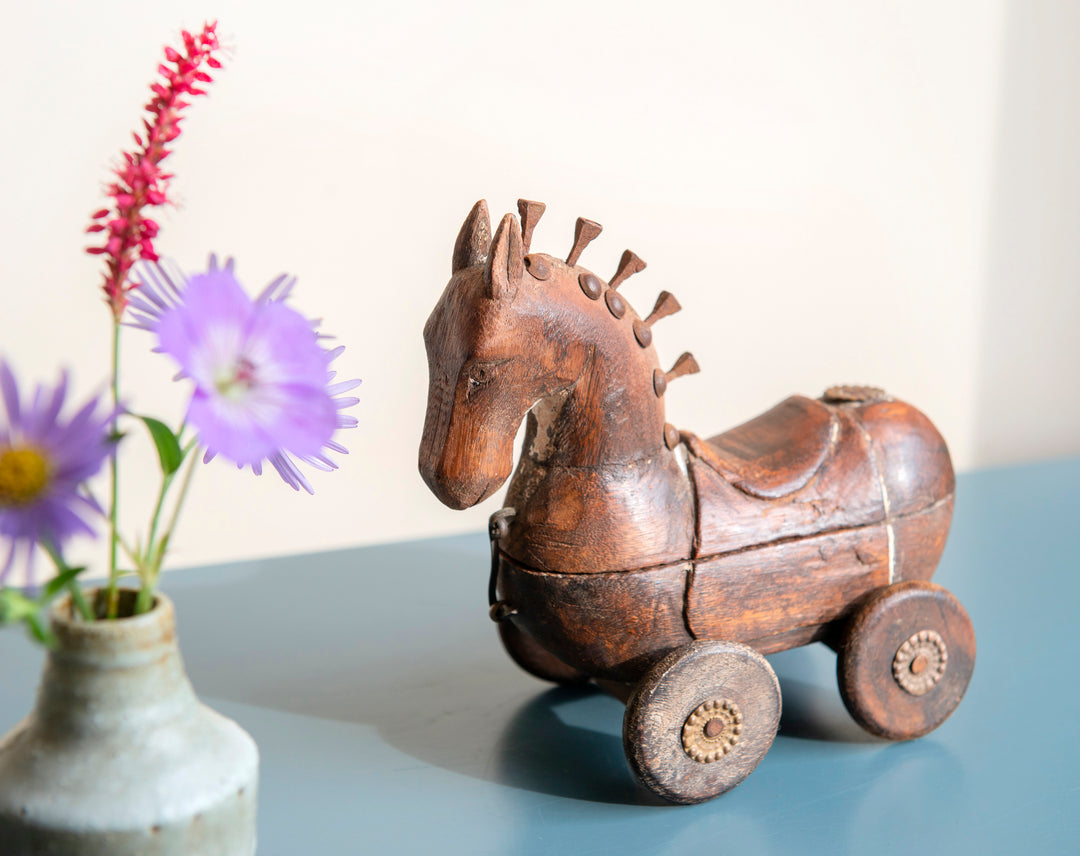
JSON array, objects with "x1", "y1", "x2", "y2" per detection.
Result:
[
  {"x1": 777, "y1": 678, "x2": 882, "y2": 743},
  {"x1": 164, "y1": 538, "x2": 900, "y2": 805},
  {"x1": 159, "y1": 539, "x2": 656, "y2": 804},
  {"x1": 491, "y1": 686, "x2": 666, "y2": 806}
]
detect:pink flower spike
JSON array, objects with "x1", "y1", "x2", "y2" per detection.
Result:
[{"x1": 86, "y1": 21, "x2": 225, "y2": 319}]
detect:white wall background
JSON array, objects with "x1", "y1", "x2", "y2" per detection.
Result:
[{"x1": 1, "y1": 1, "x2": 1078, "y2": 579}]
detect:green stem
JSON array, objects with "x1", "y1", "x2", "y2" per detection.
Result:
[
  {"x1": 134, "y1": 445, "x2": 200, "y2": 615},
  {"x1": 134, "y1": 581, "x2": 155, "y2": 615},
  {"x1": 115, "y1": 531, "x2": 143, "y2": 573},
  {"x1": 105, "y1": 321, "x2": 122, "y2": 619},
  {"x1": 42, "y1": 541, "x2": 93, "y2": 622},
  {"x1": 145, "y1": 436, "x2": 196, "y2": 566},
  {"x1": 160, "y1": 445, "x2": 200, "y2": 555},
  {"x1": 69, "y1": 583, "x2": 94, "y2": 622}
]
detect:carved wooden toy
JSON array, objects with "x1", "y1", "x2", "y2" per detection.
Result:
[{"x1": 419, "y1": 200, "x2": 976, "y2": 804}]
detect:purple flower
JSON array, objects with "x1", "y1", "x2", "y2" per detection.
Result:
[
  {"x1": 0, "y1": 362, "x2": 114, "y2": 586},
  {"x1": 129, "y1": 256, "x2": 359, "y2": 493}
]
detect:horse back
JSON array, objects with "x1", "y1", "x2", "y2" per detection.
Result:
[{"x1": 685, "y1": 391, "x2": 954, "y2": 652}]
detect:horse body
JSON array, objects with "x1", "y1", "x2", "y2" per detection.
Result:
[
  {"x1": 420, "y1": 200, "x2": 954, "y2": 684},
  {"x1": 420, "y1": 200, "x2": 972, "y2": 802}
]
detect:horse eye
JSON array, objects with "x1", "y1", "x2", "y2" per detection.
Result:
[
  {"x1": 467, "y1": 369, "x2": 488, "y2": 392},
  {"x1": 465, "y1": 361, "x2": 505, "y2": 395}
]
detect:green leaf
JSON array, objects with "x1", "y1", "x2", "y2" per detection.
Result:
[
  {"x1": 138, "y1": 416, "x2": 184, "y2": 476},
  {"x1": 42, "y1": 566, "x2": 86, "y2": 601},
  {"x1": 26, "y1": 612, "x2": 56, "y2": 647},
  {"x1": 0, "y1": 589, "x2": 41, "y2": 625}
]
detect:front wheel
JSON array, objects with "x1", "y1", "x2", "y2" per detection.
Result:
[
  {"x1": 837, "y1": 580, "x2": 975, "y2": 740},
  {"x1": 623, "y1": 640, "x2": 781, "y2": 804}
]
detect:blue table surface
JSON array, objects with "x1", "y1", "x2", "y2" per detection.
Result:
[{"x1": 2, "y1": 459, "x2": 1079, "y2": 855}]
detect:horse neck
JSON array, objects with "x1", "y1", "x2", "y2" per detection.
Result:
[
  {"x1": 533, "y1": 322, "x2": 668, "y2": 470},
  {"x1": 504, "y1": 325, "x2": 695, "y2": 573}
]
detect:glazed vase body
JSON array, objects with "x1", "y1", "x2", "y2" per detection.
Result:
[{"x1": 0, "y1": 592, "x2": 258, "y2": 855}]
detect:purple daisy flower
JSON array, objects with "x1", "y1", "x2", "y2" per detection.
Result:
[
  {"x1": 128, "y1": 256, "x2": 360, "y2": 493},
  {"x1": 0, "y1": 362, "x2": 114, "y2": 586}
]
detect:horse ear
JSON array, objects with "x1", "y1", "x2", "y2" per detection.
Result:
[
  {"x1": 485, "y1": 213, "x2": 523, "y2": 300},
  {"x1": 452, "y1": 200, "x2": 491, "y2": 273}
]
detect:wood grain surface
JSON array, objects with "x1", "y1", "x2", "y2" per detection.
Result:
[
  {"x1": 496, "y1": 620, "x2": 590, "y2": 685},
  {"x1": 687, "y1": 524, "x2": 890, "y2": 646},
  {"x1": 497, "y1": 557, "x2": 692, "y2": 682}
]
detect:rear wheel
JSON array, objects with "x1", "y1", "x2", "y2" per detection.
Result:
[
  {"x1": 837, "y1": 580, "x2": 975, "y2": 740},
  {"x1": 623, "y1": 640, "x2": 781, "y2": 804}
]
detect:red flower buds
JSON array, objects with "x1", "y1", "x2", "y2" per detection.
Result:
[{"x1": 86, "y1": 21, "x2": 225, "y2": 320}]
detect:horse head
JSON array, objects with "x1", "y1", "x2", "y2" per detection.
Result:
[{"x1": 419, "y1": 200, "x2": 590, "y2": 509}]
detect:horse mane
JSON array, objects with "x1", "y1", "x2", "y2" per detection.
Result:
[{"x1": 513, "y1": 198, "x2": 700, "y2": 444}]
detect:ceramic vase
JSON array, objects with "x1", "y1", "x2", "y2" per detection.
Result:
[{"x1": 0, "y1": 590, "x2": 258, "y2": 855}]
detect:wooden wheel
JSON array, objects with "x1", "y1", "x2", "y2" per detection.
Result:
[
  {"x1": 837, "y1": 580, "x2": 975, "y2": 740},
  {"x1": 623, "y1": 641, "x2": 781, "y2": 804},
  {"x1": 497, "y1": 620, "x2": 590, "y2": 685}
]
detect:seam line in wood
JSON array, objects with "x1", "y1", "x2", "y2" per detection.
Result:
[
  {"x1": 681, "y1": 563, "x2": 696, "y2": 639},
  {"x1": 496, "y1": 549, "x2": 695, "y2": 578},
  {"x1": 497, "y1": 493, "x2": 952, "y2": 578},
  {"x1": 683, "y1": 445, "x2": 703, "y2": 638},
  {"x1": 680, "y1": 520, "x2": 890, "y2": 567},
  {"x1": 524, "y1": 447, "x2": 676, "y2": 471},
  {"x1": 498, "y1": 515, "x2": 899, "y2": 576},
  {"x1": 851, "y1": 416, "x2": 896, "y2": 583}
]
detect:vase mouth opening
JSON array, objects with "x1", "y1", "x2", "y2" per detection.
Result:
[
  {"x1": 49, "y1": 589, "x2": 177, "y2": 660},
  {"x1": 88, "y1": 588, "x2": 161, "y2": 620}
]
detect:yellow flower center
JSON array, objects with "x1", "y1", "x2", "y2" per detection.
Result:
[{"x1": 0, "y1": 446, "x2": 51, "y2": 506}]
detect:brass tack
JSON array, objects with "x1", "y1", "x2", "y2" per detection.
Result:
[
  {"x1": 579, "y1": 272, "x2": 602, "y2": 300},
  {"x1": 605, "y1": 290, "x2": 626, "y2": 319},
  {"x1": 633, "y1": 319, "x2": 652, "y2": 347},
  {"x1": 664, "y1": 423, "x2": 680, "y2": 450},
  {"x1": 525, "y1": 254, "x2": 550, "y2": 280}
]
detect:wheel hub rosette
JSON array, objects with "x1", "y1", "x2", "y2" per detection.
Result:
[
  {"x1": 892, "y1": 629, "x2": 948, "y2": 695},
  {"x1": 682, "y1": 699, "x2": 742, "y2": 763}
]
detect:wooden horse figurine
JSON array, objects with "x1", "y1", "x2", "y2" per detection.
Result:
[{"x1": 419, "y1": 199, "x2": 975, "y2": 804}]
